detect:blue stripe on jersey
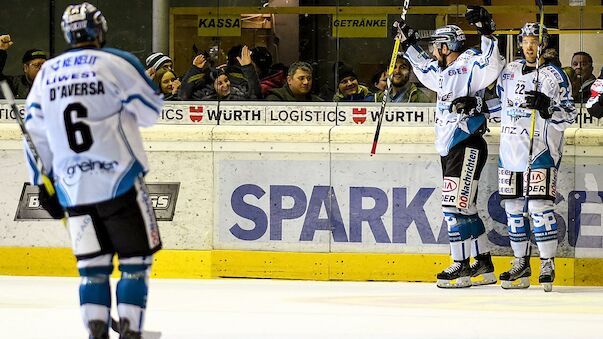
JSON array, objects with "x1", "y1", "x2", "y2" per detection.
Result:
[
  {"x1": 101, "y1": 47, "x2": 159, "y2": 92},
  {"x1": 404, "y1": 46, "x2": 439, "y2": 74},
  {"x1": 24, "y1": 113, "x2": 33, "y2": 123},
  {"x1": 25, "y1": 151, "x2": 40, "y2": 185},
  {"x1": 532, "y1": 149, "x2": 555, "y2": 169},
  {"x1": 448, "y1": 115, "x2": 486, "y2": 150},
  {"x1": 28, "y1": 102, "x2": 41, "y2": 110},
  {"x1": 55, "y1": 181, "x2": 71, "y2": 207},
  {"x1": 122, "y1": 94, "x2": 160, "y2": 114},
  {"x1": 114, "y1": 160, "x2": 144, "y2": 198},
  {"x1": 465, "y1": 38, "x2": 495, "y2": 91}
]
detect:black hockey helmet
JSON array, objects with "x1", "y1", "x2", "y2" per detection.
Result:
[
  {"x1": 61, "y1": 2, "x2": 108, "y2": 46},
  {"x1": 517, "y1": 22, "x2": 549, "y2": 48}
]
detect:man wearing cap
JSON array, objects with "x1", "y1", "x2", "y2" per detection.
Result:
[
  {"x1": 0, "y1": 34, "x2": 47, "y2": 98},
  {"x1": 333, "y1": 62, "x2": 374, "y2": 102}
]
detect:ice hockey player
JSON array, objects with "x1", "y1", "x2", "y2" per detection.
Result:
[
  {"x1": 23, "y1": 2, "x2": 163, "y2": 338},
  {"x1": 400, "y1": 5, "x2": 504, "y2": 288},
  {"x1": 489, "y1": 23, "x2": 576, "y2": 292}
]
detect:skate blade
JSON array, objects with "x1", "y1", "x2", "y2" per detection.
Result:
[
  {"x1": 471, "y1": 272, "x2": 497, "y2": 286},
  {"x1": 542, "y1": 282, "x2": 553, "y2": 292},
  {"x1": 501, "y1": 277, "x2": 530, "y2": 289},
  {"x1": 436, "y1": 276, "x2": 471, "y2": 288}
]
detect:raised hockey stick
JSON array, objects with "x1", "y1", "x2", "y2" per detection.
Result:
[
  {"x1": 523, "y1": 0, "x2": 545, "y2": 217},
  {"x1": 0, "y1": 81, "x2": 57, "y2": 199},
  {"x1": 370, "y1": 0, "x2": 411, "y2": 155}
]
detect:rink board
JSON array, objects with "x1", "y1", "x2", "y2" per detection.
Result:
[
  {"x1": 2, "y1": 246, "x2": 601, "y2": 286},
  {"x1": 1, "y1": 102, "x2": 603, "y2": 284}
]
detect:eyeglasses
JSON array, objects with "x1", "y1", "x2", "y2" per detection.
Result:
[{"x1": 27, "y1": 62, "x2": 45, "y2": 69}]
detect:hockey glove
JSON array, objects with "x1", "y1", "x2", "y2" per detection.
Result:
[
  {"x1": 451, "y1": 96, "x2": 487, "y2": 116},
  {"x1": 465, "y1": 5, "x2": 495, "y2": 35},
  {"x1": 38, "y1": 182, "x2": 65, "y2": 219},
  {"x1": 524, "y1": 90, "x2": 553, "y2": 119},
  {"x1": 397, "y1": 20, "x2": 420, "y2": 51}
]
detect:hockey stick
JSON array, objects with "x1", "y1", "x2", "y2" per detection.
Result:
[
  {"x1": 522, "y1": 0, "x2": 545, "y2": 217},
  {"x1": 0, "y1": 81, "x2": 57, "y2": 200},
  {"x1": 370, "y1": 0, "x2": 411, "y2": 155}
]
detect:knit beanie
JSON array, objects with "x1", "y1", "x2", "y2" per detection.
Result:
[{"x1": 145, "y1": 52, "x2": 172, "y2": 70}]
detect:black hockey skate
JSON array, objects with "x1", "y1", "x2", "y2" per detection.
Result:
[
  {"x1": 500, "y1": 256, "x2": 531, "y2": 289},
  {"x1": 436, "y1": 259, "x2": 471, "y2": 288},
  {"x1": 539, "y1": 258, "x2": 555, "y2": 292},
  {"x1": 119, "y1": 319, "x2": 142, "y2": 339},
  {"x1": 87, "y1": 320, "x2": 109, "y2": 339},
  {"x1": 470, "y1": 253, "x2": 497, "y2": 286}
]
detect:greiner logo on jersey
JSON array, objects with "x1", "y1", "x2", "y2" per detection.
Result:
[
  {"x1": 63, "y1": 157, "x2": 119, "y2": 186},
  {"x1": 15, "y1": 183, "x2": 180, "y2": 221},
  {"x1": 458, "y1": 148, "x2": 479, "y2": 209}
]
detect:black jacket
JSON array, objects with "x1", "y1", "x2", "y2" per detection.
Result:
[{"x1": 0, "y1": 50, "x2": 33, "y2": 99}]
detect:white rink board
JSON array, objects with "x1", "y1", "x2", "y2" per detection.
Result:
[{"x1": 1, "y1": 101, "x2": 603, "y2": 258}]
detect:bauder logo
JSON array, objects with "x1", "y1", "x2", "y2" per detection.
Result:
[
  {"x1": 15, "y1": 183, "x2": 180, "y2": 221},
  {"x1": 189, "y1": 106, "x2": 204, "y2": 122}
]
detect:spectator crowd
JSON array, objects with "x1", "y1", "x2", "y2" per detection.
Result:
[{"x1": 0, "y1": 32, "x2": 601, "y2": 107}]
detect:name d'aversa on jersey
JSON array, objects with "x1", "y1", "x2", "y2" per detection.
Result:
[{"x1": 45, "y1": 53, "x2": 105, "y2": 101}]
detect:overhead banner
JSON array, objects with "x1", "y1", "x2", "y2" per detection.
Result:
[
  {"x1": 197, "y1": 15, "x2": 241, "y2": 37},
  {"x1": 332, "y1": 14, "x2": 388, "y2": 38}
]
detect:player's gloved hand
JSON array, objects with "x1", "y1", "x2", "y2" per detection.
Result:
[
  {"x1": 465, "y1": 5, "x2": 495, "y2": 35},
  {"x1": 524, "y1": 90, "x2": 553, "y2": 119},
  {"x1": 38, "y1": 181, "x2": 64, "y2": 219},
  {"x1": 397, "y1": 20, "x2": 419, "y2": 50},
  {"x1": 451, "y1": 96, "x2": 487, "y2": 116}
]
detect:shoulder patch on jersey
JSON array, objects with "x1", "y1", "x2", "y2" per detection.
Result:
[
  {"x1": 466, "y1": 48, "x2": 479, "y2": 56},
  {"x1": 100, "y1": 48, "x2": 158, "y2": 91}
]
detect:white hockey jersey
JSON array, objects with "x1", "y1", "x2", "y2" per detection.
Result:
[
  {"x1": 490, "y1": 60, "x2": 576, "y2": 172},
  {"x1": 404, "y1": 35, "x2": 505, "y2": 156},
  {"x1": 24, "y1": 47, "x2": 163, "y2": 207}
]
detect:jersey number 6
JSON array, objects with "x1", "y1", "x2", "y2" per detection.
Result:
[{"x1": 64, "y1": 102, "x2": 93, "y2": 153}]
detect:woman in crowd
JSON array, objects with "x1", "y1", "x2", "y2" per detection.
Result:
[{"x1": 153, "y1": 68, "x2": 181, "y2": 101}]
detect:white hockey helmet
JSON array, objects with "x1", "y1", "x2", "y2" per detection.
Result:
[
  {"x1": 517, "y1": 22, "x2": 549, "y2": 47},
  {"x1": 429, "y1": 25, "x2": 466, "y2": 52},
  {"x1": 61, "y1": 2, "x2": 108, "y2": 46}
]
